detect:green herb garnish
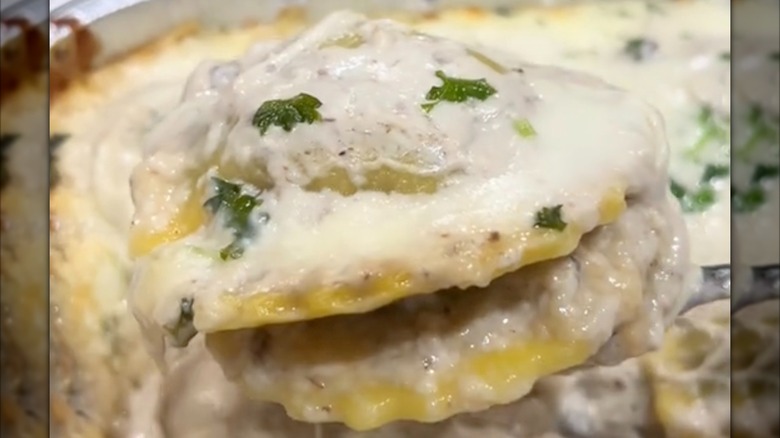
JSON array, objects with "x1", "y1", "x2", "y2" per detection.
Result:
[
  {"x1": 700, "y1": 164, "x2": 729, "y2": 183},
  {"x1": 685, "y1": 105, "x2": 729, "y2": 161},
  {"x1": 737, "y1": 104, "x2": 779, "y2": 161},
  {"x1": 751, "y1": 164, "x2": 780, "y2": 183},
  {"x1": 166, "y1": 297, "x2": 197, "y2": 348},
  {"x1": 252, "y1": 93, "x2": 323, "y2": 136},
  {"x1": 770, "y1": 51, "x2": 780, "y2": 62},
  {"x1": 670, "y1": 180, "x2": 717, "y2": 213},
  {"x1": 421, "y1": 70, "x2": 497, "y2": 113},
  {"x1": 719, "y1": 51, "x2": 730, "y2": 62},
  {"x1": 684, "y1": 186, "x2": 716, "y2": 213},
  {"x1": 670, "y1": 180, "x2": 687, "y2": 199},
  {"x1": 204, "y1": 177, "x2": 266, "y2": 260},
  {"x1": 730, "y1": 164, "x2": 780, "y2": 214},
  {"x1": 623, "y1": 38, "x2": 658, "y2": 61},
  {"x1": 733, "y1": 185, "x2": 766, "y2": 213},
  {"x1": 513, "y1": 118, "x2": 537, "y2": 138},
  {"x1": 534, "y1": 205, "x2": 567, "y2": 231}
]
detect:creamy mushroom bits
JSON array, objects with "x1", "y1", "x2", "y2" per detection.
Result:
[
  {"x1": 127, "y1": 10, "x2": 691, "y2": 430},
  {"x1": 35, "y1": 0, "x2": 779, "y2": 436}
]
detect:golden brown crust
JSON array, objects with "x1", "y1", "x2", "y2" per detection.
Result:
[
  {"x1": 1, "y1": 69, "x2": 49, "y2": 436},
  {"x1": 48, "y1": 6, "x2": 307, "y2": 105},
  {"x1": 48, "y1": 184, "x2": 159, "y2": 437},
  {"x1": 0, "y1": 18, "x2": 46, "y2": 103},
  {"x1": 0, "y1": 325, "x2": 46, "y2": 437},
  {"x1": 49, "y1": 18, "x2": 102, "y2": 103},
  {"x1": 46, "y1": 18, "x2": 272, "y2": 437},
  {"x1": 0, "y1": 184, "x2": 48, "y2": 438},
  {"x1": 42, "y1": 13, "x2": 325, "y2": 436}
]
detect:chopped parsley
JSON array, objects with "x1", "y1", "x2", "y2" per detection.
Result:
[
  {"x1": 534, "y1": 205, "x2": 567, "y2": 231},
  {"x1": 737, "y1": 104, "x2": 778, "y2": 161},
  {"x1": 513, "y1": 118, "x2": 537, "y2": 138},
  {"x1": 729, "y1": 164, "x2": 779, "y2": 214},
  {"x1": 252, "y1": 93, "x2": 323, "y2": 136},
  {"x1": 729, "y1": 104, "x2": 779, "y2": 214},
  {"x1": 733, "y1": 185, "x2": 766, "y2": 213},
  {"x1": 421, "y1": 70, "x2": 497, "y2": 113},
  {"x1": 752, "y1": 164, "x2": 780, "y2": 183},
  {"x1": 685, "y1": 105, "x2": 729, "y2": 161},
  {"x1": 671, "y1": 163, "x2": 729, "y2": 213},
  {"x1": 701, "y1": 164, "x2": 730, "y2": 183},
  {"x1": 670, "y1": 180, "x2": 686, "y2": 199},
  {"x1": 676, "y1": 100, "x2": 777, "y2": 215},
  {"x1": 623, "y1": 38, "x2": 658, "y2": 61},
  {"x1": 204, "y1": 177, "x2": 267, "y2": 260},
  {"x1": 166, "y1": 297, "x2": 197, "y2": 348},
  {"x1": 685, "y1": 186, "x2": 716, "y2": 212},
  {"x1": 719, "y1": 51, "x2": 730, "y2": 62},
  {"x1": 670, "y1": 180, "x2": 717, "y2": 213}
]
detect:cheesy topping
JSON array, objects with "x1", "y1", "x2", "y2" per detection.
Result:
[
  {"x1": 643, "y1": 299, "x2": 731, "y2": 438},
  {"x1": 731, "y1": 299, "x2": 780, "y2": 438},
  {"x1": 204, "y1": 195, "x2": 688, "y2": 429},
  {"x1": 128, "y1": 12, "x2": 672, "y2": 354}
]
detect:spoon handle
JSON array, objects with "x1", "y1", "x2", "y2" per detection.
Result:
[{"x1": 683, "y1": 264, "x2": 780, "y2": 314}]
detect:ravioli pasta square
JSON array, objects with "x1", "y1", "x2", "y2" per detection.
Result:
[
  {"x1": 204, "y1": 197, "x2": 689, "y2": 430},
  {"x1": 128, "y1": 11, "x2": 671, "y2": 348},
  {"x1": 117, "y1": 10, "x2": 697, "y2": 430}
]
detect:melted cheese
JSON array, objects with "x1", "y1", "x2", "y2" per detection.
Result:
[
  {"x1": 643, "y1": 300, "x2": 731, "y2": 438},
  {"x1": 204, "y1": 196, "x2": 687, "y2": 429},
  {"x1": 415, "y1": 0, "x2": 733, "y2": 266},
  {"x1": 0, "y1": 81, "x2": 50, "y2": 438},
  {"x1": 730, "y1": 299, "x2": 780, "y2": 438},
  {"x1": 128, "y1": 12, "x2": 672, "y2": 350}
]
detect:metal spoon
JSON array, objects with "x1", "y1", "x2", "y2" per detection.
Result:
[{"x1": 681, "y1": 264, "x2": 780, "y2": 314}]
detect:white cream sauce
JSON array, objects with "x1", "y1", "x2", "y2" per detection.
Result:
[
  {"x1": 205, "y1": 194, "x2": 689, "y2": 427},
  {"x1": 416, "y1": 0, "x2": 734, "y2": 266},
  {"x1": 128, "y1": 10, "x2": 673, "y2": 346}
]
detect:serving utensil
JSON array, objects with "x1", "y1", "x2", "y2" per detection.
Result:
[{"x1": 687, "y1": 264, "x2": 780, "y2": 314}]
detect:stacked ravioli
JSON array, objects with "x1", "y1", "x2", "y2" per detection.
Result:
[{"x1": 128, "y1": 11, "x2": 692, "y2": 430}]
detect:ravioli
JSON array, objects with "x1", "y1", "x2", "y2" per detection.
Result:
[
  {"x1": 203, "y1": 195, "x2": 689, "y2": 430},
  {"x1": 642, "y1": 299, "x2": 731, "y2": 438},
  {"x1": 641, "y1": 299, "x2": 779, "y2": 438},
  {"x1": 128, "y1": 11, "x2": 670, "y2": 345},
  {"x1": 729, "y1": 300, "x2": 779, "y2": 438},
  {"x1": 637, "y1": 298, "x2": 779, "y2": 438}
]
